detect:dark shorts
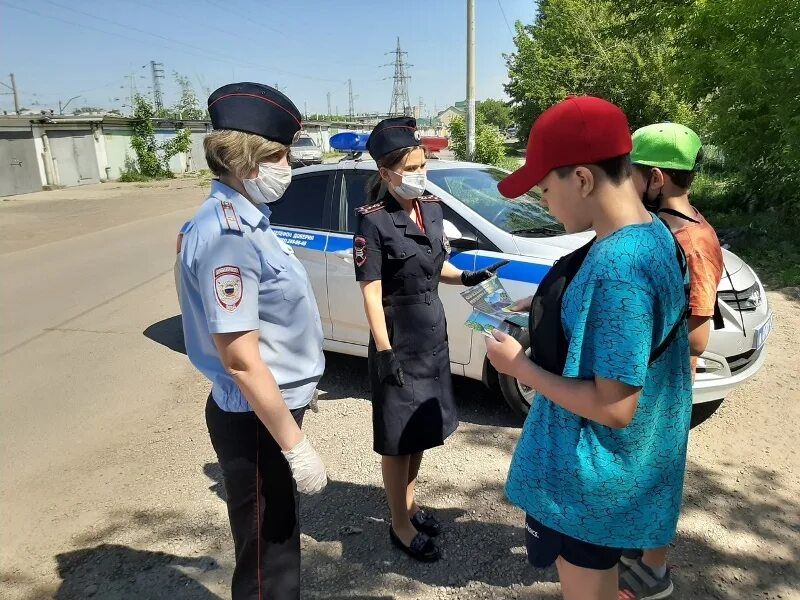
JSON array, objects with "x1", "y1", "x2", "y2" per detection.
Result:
[{"x1": 525, "y1": 515, "x2": 622, "y2": 571}]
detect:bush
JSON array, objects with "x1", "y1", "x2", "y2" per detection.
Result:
[
  {"x1": 449, "y1": 115, "x2": 508, "y2": 166},
  {"x1": 692, "y1": 171, "x2": 799, "y2": 288}
]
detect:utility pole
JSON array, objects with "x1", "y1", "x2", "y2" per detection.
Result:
[
  {"x1": 347, "y1": 79, "x2": 355, "y2": 120},
  {"x1": 326, "y1": 91, "x2": 332, "y2": 118},
  {"x1": 59, "y1": 95, "x2": 80, "y2": 115},
  {"x1": 150, "y1": 60, "x2": 165, "y2": 112},
  {"x1": 1, "y1": 73, "x2": 21, "y2": 114},
  {"x1": 10, "y1": 73, "x2": 20, "y2": 114},
  {"x1": 385, "y1": 37, "x2": 412, "y2": 116},
  {"x1": 466, "y1": 0, "x2": 476, "y2": 160}
]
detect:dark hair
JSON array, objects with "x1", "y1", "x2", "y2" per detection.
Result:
[
  {"x1": 554, "y1": 154, "x2": 632, "y2": 185},
  {"x1": 366, "y1": 146, "x2": 422, "y2": 202},
  {"x1": 632, "y1": 148, "x2": 703, "y2": 190}
]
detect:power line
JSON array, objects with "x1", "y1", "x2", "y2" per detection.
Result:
[
  {"x1": 385, "y1": 37, "x2": 412, "y2": 117},
  {"x1": 0, "y1": 74, "x2": 20, "y2": 113},
  {"x1": 2, "y1": 1, "x2": 341, "y2": 85},
  {"x1": 496, "y1": 0, "x2": 514, "y2": 36},
  {"x1": 347, "y1": 79, "x2": 355, "y2": 119}
]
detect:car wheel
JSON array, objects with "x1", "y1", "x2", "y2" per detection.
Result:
[
  {"x1": 488, "y1": 330, "x2": 534, "y2": 418},
  {"x1": 497, "y1": 367, "x2": 534, "y2": 418},
  {"x1": 690, "y1": 399, "x2": 723, "y2": 429}
]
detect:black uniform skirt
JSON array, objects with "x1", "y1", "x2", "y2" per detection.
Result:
[{"x1": 369, "y1": 292, "x2": 458, "y2": 456}]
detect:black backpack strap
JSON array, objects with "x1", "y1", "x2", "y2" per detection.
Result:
[
  {"x1": 648, "y1": 231, "x2": 691, "y2": 365},
  {"x1": 657, "y1": 207, "x2": 700, "y2": 224}
]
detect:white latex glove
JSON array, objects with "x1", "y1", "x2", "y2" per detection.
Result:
[{"x1": 281, "y1": 435, "x2": 328, "y2": 495}]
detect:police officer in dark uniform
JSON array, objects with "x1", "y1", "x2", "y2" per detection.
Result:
[
  {"x1": 178, "y1": 83, "x2": 328, "y2": 599},
  {"x1": 354, "y1": 117, "x2": 506, "y2": 561}
]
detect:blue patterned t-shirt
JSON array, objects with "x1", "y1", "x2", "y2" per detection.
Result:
[{"x1": 505, "y1": 217, "x2": 693, "y2": 548}]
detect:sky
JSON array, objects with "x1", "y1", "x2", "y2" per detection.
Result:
[{"x1": 0, "y1": 0, "x2": 538, "y2": 117}]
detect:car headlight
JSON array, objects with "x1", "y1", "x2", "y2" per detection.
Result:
[
  {"x1": 696, "y1": 357, "x2": 724, "y2": 373},
  {"x1": 718, "y1": 284, "x2": 762, "y2": 310}
]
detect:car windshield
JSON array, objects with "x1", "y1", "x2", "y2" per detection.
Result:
[
  {"x1": 292, "y1": 137, "x2": 316, "y2": 148},
  {"x1": 426, "y1": 167, "x2": 564, "y2": 236}
]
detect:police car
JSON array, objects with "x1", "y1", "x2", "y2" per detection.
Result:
[{"x1": 176, "y1": 141, "x2": 773, "y2": 428}]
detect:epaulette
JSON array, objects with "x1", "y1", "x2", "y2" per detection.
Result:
[
  {"x1": 216, "y1": 199, "x2": 243, "y2": 233},
  {"x1": 419, "y1": 194, "x2": 441, "y2": 202},
  {"x1": 356, "y1": 201, "x2": 386, "y2": 215}
]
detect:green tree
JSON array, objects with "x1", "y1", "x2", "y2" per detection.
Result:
[
  {"x1": 477, "y1": 98, "x2": 512, "y2": 130},
  {"x1": 448, "y1": 114, "x2": 507, "y2": 166},
  {"x1": 679, "y1": 0, "x2": 800, "y2": 209},
  {"x1": 504, "y1": 0, "x2": 692, "y2": 141},
  {"x1": 128, "y1": 94, "x2": 193, "y2": 179},
  {"x1": 130, "y1": 95, "x2": 163, "y2": 177},
  {"x1": 171, "y1": 73, "x2": 207, "y2": 120}
]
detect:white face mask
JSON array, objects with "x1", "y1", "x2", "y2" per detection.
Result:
[
  {"x1": 242, "y1": 163, "x2": 293, "y2": 205},
  {"x1": 390, "y1": 170, "x2": 427, "y2": 200}
]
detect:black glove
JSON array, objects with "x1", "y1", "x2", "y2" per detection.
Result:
[
  {"x1": 376, "y1": 350, "x2": 405, "y2": 386},
  {"x1": 461, "y1": 259, "x2": 510, "y2": 287}
]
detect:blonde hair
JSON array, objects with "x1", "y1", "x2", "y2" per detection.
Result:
[{"x1": 204, "y1": 129, "x2": 288, "y2": 178}]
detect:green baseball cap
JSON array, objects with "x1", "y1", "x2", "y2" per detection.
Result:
[{"x1": 631, "y1": 123, "x2": 702, "y2": 171}]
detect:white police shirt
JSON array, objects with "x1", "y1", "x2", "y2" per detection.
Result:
[{"x1": 178, "y1": 180, "x2": 325, "y2": 411}]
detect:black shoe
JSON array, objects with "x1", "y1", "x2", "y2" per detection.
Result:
[
  {"x1": 389, "y1": 526, "x2": 441, "y2": 562},
  {"x1": 410, "y1": 509, "x2": 442, "y2": 537}
]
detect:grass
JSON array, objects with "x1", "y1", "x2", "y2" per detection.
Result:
[
  {"x1": 692, "y1": 172, "x2": 799, "y2": 289},
  {"x1": 118, "y1": 170, "x2": 152, "y2": 183},
  {"x1": 323, "y1": 151, "x2": 346, "y2": 160}
]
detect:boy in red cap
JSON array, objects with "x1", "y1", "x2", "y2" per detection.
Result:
[{"x1": 486, "y1": 96, "x2": 693, "y2": 600}]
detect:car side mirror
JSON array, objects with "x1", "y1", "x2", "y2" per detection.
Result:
[
  {"x1": 443, "y1": 219, "x2": 463, "y2": 241},
  {"x1": 443, "y1": 219, "x2": 478, "y2": 249}
]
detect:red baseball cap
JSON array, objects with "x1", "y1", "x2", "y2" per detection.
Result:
[{"x1": 498, "y1": 96, "x2": 632, "y2": 198}]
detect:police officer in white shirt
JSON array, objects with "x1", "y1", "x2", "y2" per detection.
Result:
[{"x1": 177, "y1": 82, "x2": 327, "y2": 600}]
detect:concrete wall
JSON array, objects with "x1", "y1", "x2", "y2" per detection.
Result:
[
  {"x1": 0, "y1": 130, "x2": 42, "y2": 196},
  {"x1": 188, "y1": 129, "x2": 209, "y2": 171},
  {"x1": 104, "y1": 128, "x2": 135, "y2": 180}
]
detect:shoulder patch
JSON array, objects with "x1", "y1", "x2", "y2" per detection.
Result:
[
  {"x1": 353, "y1": 236, "x2": 368, "y2": 267},
  {"x1": 217, "y1": 200, "x2": 243, "y2": 233},
  {"x1": 419, "y1": 194, "x2": 441, "y2": 203},
  {"x1": 356, "y1": 201, "x2": 386, "y2": 215},
  {"x1": 214, "y1": 265, "x2": 243, "y2": 311}
]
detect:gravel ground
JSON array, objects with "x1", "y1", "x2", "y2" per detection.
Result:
[{"x1": 1, "y1": 181, "x2": 797, "y2": 599}]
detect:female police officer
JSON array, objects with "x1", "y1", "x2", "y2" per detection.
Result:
[
  {"x1": 354, "y1": 117, "x2": 505, "y2": 561},
  {"x1": 177, "y1": 83, "x2": 327, "y2": 599}
]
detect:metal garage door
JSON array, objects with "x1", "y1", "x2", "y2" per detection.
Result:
[
  {"x1": 48, "y1": 129, "x2": 100, "y2": 187},
  {"x1": 0, "y1": 131, "x2": 42, "y2": 197}
]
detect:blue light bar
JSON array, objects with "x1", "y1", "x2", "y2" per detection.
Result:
[{"x1": 330, "y1": 131, "x2": 370, "y2": 153}]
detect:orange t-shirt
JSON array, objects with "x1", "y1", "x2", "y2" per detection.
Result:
[
  {"x1": 670, "y1": 208, "x2": 723, "y2": 375},
  {"x1": 672, "y1": 208, "x2": 724, "y2": 318}
]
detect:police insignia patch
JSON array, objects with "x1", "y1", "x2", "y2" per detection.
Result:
[
  {"x1": 214, "y1": 265, "x2": 243, "y2": 311},
  {"x1": 353, "y1": 236, "x2": 368, "y2": 267}
]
